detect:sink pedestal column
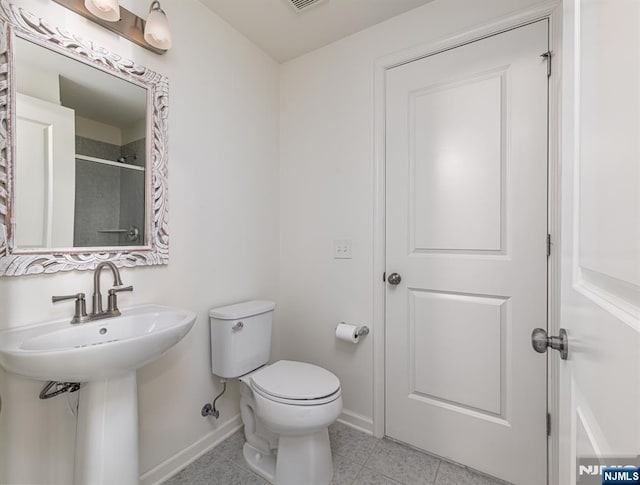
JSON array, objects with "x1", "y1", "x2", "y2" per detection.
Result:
[{"x1": 74, "y1": 372, "x2": 139, "y2": 485}]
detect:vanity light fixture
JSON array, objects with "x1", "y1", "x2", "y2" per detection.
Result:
[
  {"x1": 144, "y1": 1, "x2": 172, "y2": 50},
  {"x1": 52, "y1": 0, "x2": 172, "y2": 54},
  {"x1": 84, "y1": 0, "x2": 120, "y2": 22}
]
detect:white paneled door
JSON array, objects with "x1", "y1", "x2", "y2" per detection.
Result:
[
  {"x1": 385, "y1": 21, "x2": 549, "y2": 484},
  {"x1": 15, "y1": 93, "x2": 75, "y2": 249},
  {"x1": 560, "y1": 1, "x2": 640, "y2": 483}
]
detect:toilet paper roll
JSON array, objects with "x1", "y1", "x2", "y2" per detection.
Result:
[{"x1": 335, "y1": 323, "x2": 361, "y2": 344}]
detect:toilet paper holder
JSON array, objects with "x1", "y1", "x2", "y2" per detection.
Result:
[{"x1": 339, "y1": 322, "x2": 370, "y2": 337}]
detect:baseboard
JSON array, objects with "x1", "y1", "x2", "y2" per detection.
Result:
[
  {"x1": 337, "y1": 409, "x2": 374, "y2": 435},
  {"x1": 140, "y1": 414, "x2": 243, "y2": 485}
]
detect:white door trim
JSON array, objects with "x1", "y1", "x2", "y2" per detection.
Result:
[{"x1": 372, "y1": 2, "x2": 562, "y2": 483}]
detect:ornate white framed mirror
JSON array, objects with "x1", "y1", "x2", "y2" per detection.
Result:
[{"x1": 0, "y1": 1, "x2": 169, "y2": 276}]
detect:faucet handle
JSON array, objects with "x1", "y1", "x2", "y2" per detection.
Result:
[
  {"x1": 109, "y1": 285, "x2": 134, "y2": 294},
  {"x1": 52, "y1": 292, "x2": 85, "y2": 303},
  {"x1": 52, "y1": 293, "x2": 88, "y2": 324},
  {"x1": 107, "y1": 285, "x2": 133, "y2": 313}
]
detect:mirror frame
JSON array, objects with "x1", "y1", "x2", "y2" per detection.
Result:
[{"x1": 0, "y1": 1, "x2": 169, "y2": 276}]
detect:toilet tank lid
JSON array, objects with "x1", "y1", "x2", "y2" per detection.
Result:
[{"x1": 209, "y1": 300, "x2": 275, "y2": 320}]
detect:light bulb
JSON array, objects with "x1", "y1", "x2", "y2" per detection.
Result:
[
  {"x1": 144, "y1": 1, "x2": 172, "y2": 50},
  {"x1": 84, "y1": 0, "x2": 120, "y2": 22}
]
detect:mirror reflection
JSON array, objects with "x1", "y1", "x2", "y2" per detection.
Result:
[{"x1": 14, "y1": 36, "x2": 147, "y2": 249}]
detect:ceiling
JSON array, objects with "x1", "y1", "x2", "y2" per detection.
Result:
[{"x1": 198, "y1": 0, "x2": 435, "y2": 62}]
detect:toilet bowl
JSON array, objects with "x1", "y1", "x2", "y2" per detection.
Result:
[
  {"x1": 209, "y1": 301, "x2": 342, "y2": 485},
  {"x1": 239, "y1": 360, "x2": 342, "y2": 485}
]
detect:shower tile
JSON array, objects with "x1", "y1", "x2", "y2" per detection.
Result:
[
  {"x1": 364, "y1": 438, "x2": 440, "y2": 485},
  {"x1": 329, "y1": 422, "x2": 378, "y2": 464},
  {"x1": 75, "y1": 136, "x2": 120, "y2": 161},
  {"x1": 121, "y1": 138, "x2": 146, "y2": 167},
  {"x1": 118, "y1": 168, "x2": 146, "y2": 245},
  {"x1": 74, "y1": 161, "x2": 121, "y2": 247}
]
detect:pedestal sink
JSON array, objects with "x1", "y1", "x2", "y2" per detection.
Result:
[{"x1": 0, "y1": 304, "x2": 196, "y2": 485}]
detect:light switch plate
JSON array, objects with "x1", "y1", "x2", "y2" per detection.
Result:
[{"x1": 334, "y1": 239, "x2": 352, "y2": 259}]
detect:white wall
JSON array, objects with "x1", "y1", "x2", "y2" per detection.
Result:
[
  {"x1": 277, "y1": 0, "x2": 551, "y2": 431},
  {"x1": 15, "y1": 62, "x2": 60, "y2": 104},
  {"x1": 0, "y1": 0, "x2": 279, "y2": 483},
  {"x1": 75, "y1": 115, "x2": 122, "y2": 146},
  {"x1": 123, "y1": 118, "x2": 148, "y2": 146}
]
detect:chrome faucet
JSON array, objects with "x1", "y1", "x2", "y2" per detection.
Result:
[{"x1": 52, "y1": 262, "x2": 133, "y2": 324}]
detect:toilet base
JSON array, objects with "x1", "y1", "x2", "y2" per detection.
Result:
[
  {"x1": 276, "y1": 429, "x2": 333, "y2": 485},
  {"x1": 243, "y1": 442, "x2": 277, "y2": 483},
  {"x1": 243, "y1": 429, "x2": 334, "y2": 485}
]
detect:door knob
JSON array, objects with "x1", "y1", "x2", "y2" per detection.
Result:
[
  {"x1": 387, "y1": 273, "x2": 402, "y2": 286},
  {"x1": 531, "y1": 328, "x2": 568, "y2": 360}
]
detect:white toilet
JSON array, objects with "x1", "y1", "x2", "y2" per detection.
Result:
[{"x1": 209, "y1": 300, "x2": 342, "y2": 485}]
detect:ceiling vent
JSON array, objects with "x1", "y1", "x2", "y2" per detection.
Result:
[{"x1": 287, "y1": 0, "x2": 328, "y2": 12}]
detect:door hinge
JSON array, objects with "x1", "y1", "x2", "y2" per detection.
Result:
[
  {"x1": 383, "y1": 272, "x2": 386, "y2": 282},
  {"x1": 541, "y1": 51, "x2": 552, "y2": 78},
  {"x1": 547, "y1": 412, "x2": 551, "y2": 436},
  {"x1": 547, "y1": 234, "x2": 552, "y2": 257}
]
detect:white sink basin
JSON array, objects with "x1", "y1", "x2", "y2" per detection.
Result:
[
  {"x1": 0, "y1": 303, "x2": 196, "y2": 484},
  {"x1": 0, "y1": 304, "x2": 196, "y2": 382}
]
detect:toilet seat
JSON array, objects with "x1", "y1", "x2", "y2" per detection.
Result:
[
  {"x1": 252, "y1": 384, "x2": 341, "y2": 406},
  {"x1": 250, "y1": 360, "x2": 341, "y2": 406}
]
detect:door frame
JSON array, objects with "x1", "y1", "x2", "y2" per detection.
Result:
[{"x1": 372, "y1": 3, "x2": 562, "y2": 483}]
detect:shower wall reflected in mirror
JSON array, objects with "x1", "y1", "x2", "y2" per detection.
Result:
[{"x1": 74, "y1": 132, "x2": 146, "y2": 247}]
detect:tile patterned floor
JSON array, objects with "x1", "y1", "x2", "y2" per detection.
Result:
[{"x1": 164, "y1": 422, "x2": 509, "y2": 485}]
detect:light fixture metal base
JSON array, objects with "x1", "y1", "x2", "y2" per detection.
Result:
[{"x1": 51, "y1": 0, "x2": 167, "y2": 55}]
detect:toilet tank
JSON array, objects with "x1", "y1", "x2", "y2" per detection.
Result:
[{"x1": 209, "y1": 300, "x2": 275, "y2": 378}]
